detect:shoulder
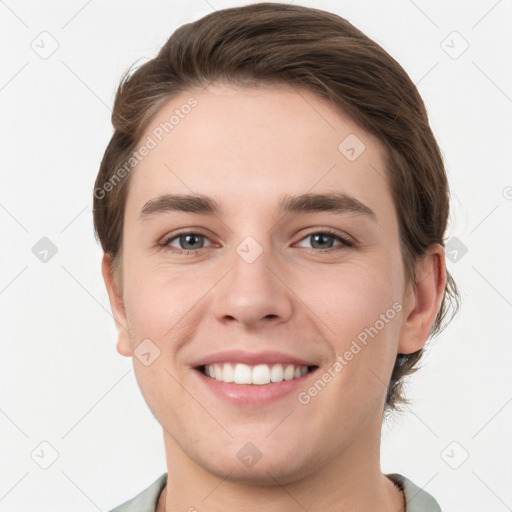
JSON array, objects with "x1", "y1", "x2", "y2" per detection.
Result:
[
  {"x1": 387, "y1": 473, "x2": 442, "y2": 512},
  {"x1": 108, "y1": 473, "x2": 167, "y2": 512}
]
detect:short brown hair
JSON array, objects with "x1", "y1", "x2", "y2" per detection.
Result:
[{"x1": 93, "y1": 2, "x2": 460, "y2": 412}]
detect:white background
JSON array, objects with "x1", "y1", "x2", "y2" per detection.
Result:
[{"x1": 1, "y1": 0, "x2": 511, "y2": 510}]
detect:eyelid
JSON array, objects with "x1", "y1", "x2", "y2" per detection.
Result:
[
  {"x1": 294, "y1": 228, "x2": 355, "y2": 248},
  {"x1": 159, "y1": 228, "x2": 215, "y2": 250},
  {"x1": 159, "y1": 227, "x2": 355, "y2": 254}
]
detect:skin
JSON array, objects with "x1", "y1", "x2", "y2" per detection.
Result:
[{"x1": 102, "y1": 83, "x2": 446, "y2": 512}]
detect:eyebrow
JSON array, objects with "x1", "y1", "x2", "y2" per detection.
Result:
[{"x1": 139, "y1": 192, "x2": 376, "y2": 221}]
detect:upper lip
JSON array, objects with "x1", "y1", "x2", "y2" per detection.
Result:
[{"x1": 191, "y1": 349, "x2": 318, "y2": 368}]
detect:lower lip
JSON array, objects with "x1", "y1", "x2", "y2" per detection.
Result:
[{"x1": 193, "y1": 368, "x2": 318, "y2": 406}]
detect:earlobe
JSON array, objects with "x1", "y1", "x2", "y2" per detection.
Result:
[
  {"x1": 398, "y1": 244, "x2": 447, "y2": 354},
  {"x1": 116, "y1": 338, "x2": 132, "y2": 357},
  {"x1": 101, "y1": 253, "x2": 132, "y2": 357}
]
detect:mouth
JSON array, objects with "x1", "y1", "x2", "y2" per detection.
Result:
[{"x1": 196, "y1": 362, "x2": 319, "y2": 385}]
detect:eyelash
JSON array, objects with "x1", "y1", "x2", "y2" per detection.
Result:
[{"x1": 158, "y1": 229, "x2": 355, "y2": 255}]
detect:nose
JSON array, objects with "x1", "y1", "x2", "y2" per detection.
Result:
[{"x1": 211, "y1": 242, "x2": 294, "y2": 329}]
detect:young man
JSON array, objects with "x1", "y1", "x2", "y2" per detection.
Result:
[{"x1": 93, "y1": 3, "x2": 459, "y2": 511}]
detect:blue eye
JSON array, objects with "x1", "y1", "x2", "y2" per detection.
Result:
[
  {"x1": 297, "y1": 231, "x2": 354, "y2": 250},
  {"x1": 159, "y1": 229, "x2": 353, "y2": 255},
  {"x1": 164, "y1": 233, "x2": 212, "y2": 251}
]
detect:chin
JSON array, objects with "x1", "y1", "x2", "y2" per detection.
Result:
[{"x1": 189, "y1": 444, "x2": 320, "y2": 487}]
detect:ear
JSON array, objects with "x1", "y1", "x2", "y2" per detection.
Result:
[
  {"x1": 101, "y1": 253, "x2": 132, "y2": 357},
  {"x1": 398, "y1": 244, "x2": 447, "y2": 354}
]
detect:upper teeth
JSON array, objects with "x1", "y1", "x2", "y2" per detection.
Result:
[{"x1": 203, "y1": 363, "x2": 309, "y2": 385}]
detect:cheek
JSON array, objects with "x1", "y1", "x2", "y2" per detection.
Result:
[
  {"x1": 124, "y1": 279, "x2": 193, "y2": 340},
  {"x1": 121, "y1": 265, "x2": 204, "y2": 420},
  {"x1": 301, "y1": 270, "x2": 404, "y2": 415},
  {"x1": 124, "y1": 247, "x2": 186, "y2": 321},
  {"x1": 295, "y1": 258, "x2": 405, "y2": 402},
  {"x1": 303, "y1": 258, "x2": 403, "y2": 340},
  {"x1": 122, "y1": 258, "x2": 221, "y2": 359}
]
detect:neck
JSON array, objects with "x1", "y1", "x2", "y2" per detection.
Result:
[{"x1": 159, "y1": 404, "x2": 404, "y2": 512}]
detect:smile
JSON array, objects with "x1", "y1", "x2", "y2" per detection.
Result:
[{"x1": 200, "y1": 362, "x2": 316, "y2": 385}]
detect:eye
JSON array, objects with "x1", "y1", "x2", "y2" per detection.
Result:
[
  {"x1": 296, "y1": 230, "x2": 354, "y2": 251},
  {"x1": 162, "y1": 232, "x2": 213, "y2": 252},
  {"x1": 159, "y1": 229, "x2": 354, "y2": 255}
]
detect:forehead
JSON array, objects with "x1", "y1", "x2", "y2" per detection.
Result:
[{"x1": 125, "y1": 82, "x2": 393, "y2": 218}]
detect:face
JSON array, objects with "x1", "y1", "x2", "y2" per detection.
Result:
[{"x1": 104, "y1": 82, "x2": 437, "y2": 485}]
